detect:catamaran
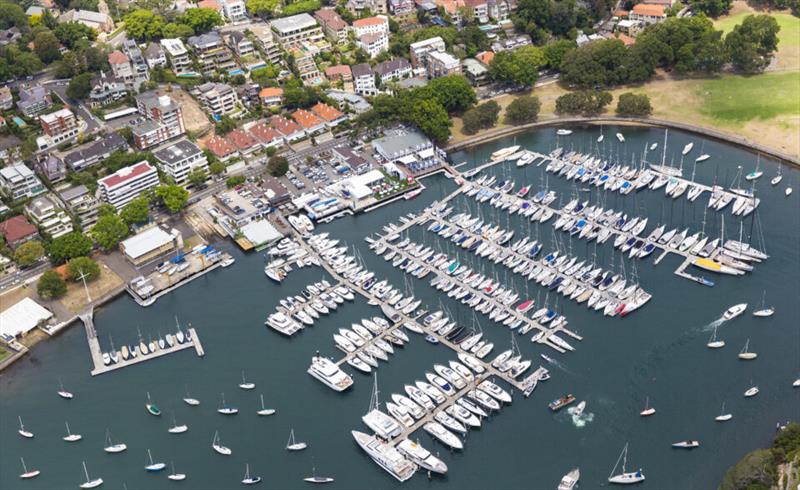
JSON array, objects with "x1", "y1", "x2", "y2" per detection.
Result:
[
  {"x1": 286, "y1": 428, "x2": 307, "y2": 451},
  {"x1": 17, "y1": 416, "x2": 33, "y2": 438},
  {"x1": 144, "y1": 449, "x2": 166, "y2": 471},
  {"x1": 212, "y1": 430, "x2": 232, "y2": 455},
  {"x1": 608, "y1": 443, "x2": 645, "y2": 484},
  {"x1": 19, "y1": 457, "x2": 40, "y2": 479},
  {"x1": 79, "y1": 461, "x2": 103, "y2": 489}
]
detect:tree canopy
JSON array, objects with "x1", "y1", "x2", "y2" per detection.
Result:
[
  {"x1": 267, "y1": 156, "x2": 289, "y2": 177},
  {"x1": 177, "y1": 8, "x2": 223, "y2": 35},
  {"x1": 461, "y1": 101, "x2": 501, "y2": 135},
  {"x1": 91, "y1": 214, "x2": 129, "y2": 250},
  {"x1": 34, "y1": 30, "x2": 62, "y2": 64},
  {"x1": 725, "y1": 14, "x2": 780, "y2": 74},
  {"x1": 505, "y1": 96, "x2": 542, "y2": 125},
  {"x1": 54, "y1": 21, "x2": 96, "y2": 48},
  {"x1": 14, "y1": 241, "x2": 45, "y2": 267},
  {"x1": 555, "y1": 90, "x2": 613, "y2": 115},
  {"x1": 38, "y1": 269, "x2": 67, "y2": 300},
  {"x1": 123, "y1": 9, "x2": 166, "y2": 41},
  {"x1": 66, "y1": 256, "x2": 100, "y2": 282},
  {"x1": 490, "y1": 46, "x2": 547, "y2": 87},
  {"x1": 425, "y1": 75, "x2": 477, "y2": 113},
  {"x1": 246, "y1": 0, "x2": 280, "y2": 17},
  {"x1": 155, "y1": 185, "x2": 189, "y2": 213},
  {"x1": 120, "y1": 196, "x2": 151, "y2": 226},
  {"x1": 616, "y1": 93, "x2": 652, "y2": 116},
  {"x1": 48, "y1": 231, "x2": 92, "y2": 264},
  {"x1": 67, "y1": 72, "x2": 93, "y2": 100}
]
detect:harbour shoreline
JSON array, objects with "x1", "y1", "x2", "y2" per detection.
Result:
[{"x1": 445, "y1": 116, "x2": 800, "y2": 166}]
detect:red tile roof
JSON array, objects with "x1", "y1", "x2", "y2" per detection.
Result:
[
  {"x1": 226, "y1": 129, "x2": 259, "y2": 151},
  {"x1": 198, "y1": 0, "x2": 222, "y2": 10},
  {"x1": 475, "y1": 51, "x2": 494, "y2": 66},
  {"x1": 353, "y1": 16, "x2": 387, "y2": 28},
  {"x1": 108, "y1": 50, "x2": 129, "y2": 65},
  {"x1": 291, "y1": 109, "x2": 324, "y2": 130},
  {"x1": 311, "y1": 102, "x2": 344, "y2": 122},
  {"x1": 98, "y1": 161, "x2": 154, "y2": 189},
  {"x1": 610, "y1": 32, "x2": 636, "y2": 46},
  {"x1": 632, "y1": 3, "x2": 665, "y2": 16},
  {"x1": 205, "y1": 135, "x2": 237, "y2": 158},
  {"x1": 249, "y1": 121, "x2": 284, "y2": 144},
  {"x1": 325, "y1": 64, "x2": 352, "y2": 79},
  {"x1": 258, "y1": 87, "x2": 283, "y2": 99},
  {"x1": 0, "y1": 215, "x2": 38, "y2": 243},
  {"x1": 270, "y1": 115, "x2": 303, "y2": 136},
  {"x1": 315, "y1": 9, "x2": 347, "y2": 30},
  {"x1": 613, "y1": 8, "x2": 630, "y2": 17}
]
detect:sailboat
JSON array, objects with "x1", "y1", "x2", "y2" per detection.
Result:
[
  {"x1": 217, "y1": 393, "x2": 238, "y2": 415},
  {"x1": 257, "y1": 394, "x2": 276, "y2": 416},
  {"x1": 752, "y1": 291, "x2": 774, "y2": 317},
  {"x1": 63, "y1": 421, "x2": 82, "y2": 442},
  {"x1": 18, "y1": 416, "x2": 33, "y2": 438},
  {"x1": 212, "y1": 430, "x2": 232, "y2": 455},
  {"x1": 286, "y1": 428, "x2": 307, "y2": 451},
  {"x1": 145, "y1": 449, "x2": 166, "y2": 471},
  {"x1": 682, "y1": 142, "x2": 694, "y2": 155},
  {"x1": 242, "y1": 464, "x2": 262, "y2": 485},
  {"x1": 715, "y1": 402, "x2": 732, "y2": 422},
  {"x1": 19, "y1": 457, "x2": 40, "y2": 479},
  {"x1": 58, "y1": 378, "x2": 74, "y2": 399},
  {"x1": 239, "y1": 371, "x2": 255, "y2": 390},
  {"x1": 183, "y1": 387, "x2": 200, "y2": 406},
  {"x1": 145, "y1": 392, "x2": 161, "y2": 416},
  {"x1": 168, "y1": 462, "x2": 186, "y2": 481},
  {"x1": 616, "y1": 132, "x2": 625, "y2": 142},
  {"x1": 771, "y1": 166, "x2": 783, "y2": 185},
  {"x1": 639, "y1": 397, "x2": 655, "y2": 417},
  {"x1": 707, "y1": 326, "x2": 725, "y2": 349},
  {"x1": 168, "y1": 412, "x2": 188, "y2": 433},
  {"x1": 608, "y1": 443, "x2": 645, "y2": 484},
  {"x1": 103, "y1": 429, "x2": 127, "y2": 453},
  {"x1": 744, "y1": 382, "x2": 759, "y2": 398},
  {"x1": 304, "y1": 465, "x2": 335, "y2": 484},
  {"x1": 745, "y1": 158, "x2": 763, "y2": 181},
  {"x1": 738, "y1": 339, "x2": 757, "y2": 360},
  {"x1": 79, "y1": 461, "x2": 103, "y2": 489}
]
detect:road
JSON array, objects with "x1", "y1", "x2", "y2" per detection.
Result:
[
  {"x1": 49, "y1": 83, "x2": 102, "y2": 133},
  {"x1": 0, "y1": 261, "x2": 49, "y2": 291}
]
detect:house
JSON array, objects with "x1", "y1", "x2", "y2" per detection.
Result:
[
  {"x1": 153, "y1": 139, "x2": 209, "y2": 186},
  {"x1": 226, "y1": 31, "x2": 255, "y2": 57},
  {"x1": 314, "y1": 8, "x2": 348, "y2": 45},
  {"x1": 311, "y1": 102, "x2": 347, "y2": 127},
  {"x1": 270, "y1": 14, "x2": 325, "y2": 49},
  {"x1": 491, "y1": 34, "x2": 532, "y2": 53},
  {"x1": 225, "y1": 129, "x2": 260, "y2": 156},
  {"x1": 463, "y1": 0, "x2": 489, "y2": 22},
  {"x1": 374, "y1": 58, "x2": 412, "y2": 84},
  {"x1": 352, "y1": 16, "x2": 389, "y2": 37},
  {"x1": 187, "y1": 32, "x2": 237, "y2": 75},
  {"x1": 198, "y1": 0, "x2": 223, "y2": 11},
  {"x1": 25, "y1": 195, "x2": 73, "y2": 239},
  {"x1": 293, "y1": 50, "x2": 324, "y2": 85},
  {"x1": 108, "y1": 49, "x2": 133, "y2": 80},
  {"x1": 0, "y1": 86, "x2": 12, "y2": 110},
  {"x1": 357, "y1": 32, "x2": 389, "y2": 59},
  {"x1": 462, "y1": 58, "x2": 489, "y2": 85},
  {"x1": 38, "y1": 108, "x2": 81, "y2": 150},
  {"x1": 98, "y1": 161, "x2": 161, "y2": 209},
  {"x1": 63, "y1": 132, "x2": 128, "y2": 171},
  {"x1": 0, "y1": 215, "x2": 40, "y2": 250},
  {"x1": 433, "y1": 0, "x2": 465, "y2": 23},
  {"x1": 88, "y1": 72, "x2": 128, "y2": 107},
  {"x1": 221, "y1": 0, "x2": 247, "y2": 21},
  {"x1": 58, "y1": 185, "x2": 99, "y2": 228},
  {"x1": 258, "y1": 87, "x2": 283, "y2": 107},
  {"x1": 237, "y1": 83, "x2": 260, "y2": 107},
  {"x1": 0, "y1": 163, "x2": 46, "y2": 200},
  {"x1": 196, "y1": 82, "x2": 239, "y2": 116},
  {"x1": 248, "y1": 24, "x2": 283, "y2": 65},
  {"x1": 33, "y1": 154, "x2": 67, "y2": 183},
  {"x1": 122, "y1": 39, "x2": 151, "y2": 88},
  {"x1": 426, "y1": 50, "x2": 461, "y2": 78},
  {"x1": 160, "y1": 38, "x2": 193, "y2": 75},
  {"x1": 292, "y1": 109, "x2": 326, "y2": 135},
  {"x1": 205, "y1": 135, "x2": 238, "y2": 161},
  {"x1": 351, "y1": 63, "x2": 377, "y2": 96},
  {"x1": 475, "y1": 50, "x2": 494, "y2": 66},
  {"x1": 347, "y1": 0, "x2": 387, "y2": 15},
  {"x1": 270, "y1": 115, "x2": 305, "y2": 142},
  {"x1": 133, "y1": 91, "x2": 185, "y2": 150},
  {"x1": 16, "y1": 85, "x2": 52, "y2": 117},
  {"x1": 248, "y1": 121, "x2": 285, "y2": 149},
  {"x1": 58, "y1": 9, "x2": 114, "y2": 32},
  {"x1": 388, "y1": 0, "x2": 416, "y2": 21},
  {"x1": 409, "y1": 36, "x2": 445, "y2": 67},
  {"x1": 144, "y1": 42, "x2": 167, "y2": 69},
  {"x1": 325, "y1": 90, "x2": 372, "y2": 114},
  {"x1": 629, "y1": 3, "x2": 666, "y2": 24},
  {"x1": 325, "y1": 65, "x2": 353, "y2": 84}
]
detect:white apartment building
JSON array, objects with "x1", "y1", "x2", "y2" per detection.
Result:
[
  {"x1": 0, "y1": 163, "x2": 46, "y2": 200},
  {"x1": 98, "y1": 161, "x2": 161, "y2": 210},
  {"x1": 160, "y1": 38, "x2": 193, "y2": 74},
  {"x1": 351, "y1": 63, "x2": 378, "y2": 96},
  {"x1": 196, "y1": 82, "x2": 239, "y2": 116},
  {"x1": 37, "y1": 108, "x2": 82, "y2": 150},
  {"x1": 25, "y1": 195, "x2": 73, "y2": 239},
  {"x1": 426, "y1": 50, "x2": 461, "y2": 78},
  {"x1": 222, "y1": 0, "x2": 247, "y2": 21},
  {"x1": 358, "y1": 32, "x2": 389, "y2": 58},
  {"x1": 270, "y1": 13, "x2": 325, "y2": 49},
  {"x1": 352, "y1": 15, "x2": 389, "y2": 37},
  {"x1": 153, "y1": 139, "x2": 209, "y2": 187},
  {"x1": 409, "y1": 36, "x2": 446, "y2": 67}
]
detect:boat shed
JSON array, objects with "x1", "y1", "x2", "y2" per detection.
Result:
[
  {"x1": 0, "y1": 297, "x2": 53, "y2": 339},
  {"x1": 120, "y1": 226, "x2": 182, "y2": 266},
  {"x1": 240, "y1": 219, "x2": 282, "y2": 249}
]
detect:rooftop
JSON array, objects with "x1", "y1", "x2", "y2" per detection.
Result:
[
  {"x1": 631, "y1": 3, "x2": 665, "y2": 15},
  {"x1": 98, "y1": 161, "x2": 156, "y2": 189},
  {"x1": 205, "y1": 135, "x2": 237, "y2": 157},
  {"x1": 108, "y1": 50, "x2": 129, "y2": 65},
  {"x1": 0, "y1": 297, "x2": 52, "y2": 338},
  {"x1": 59, "y1": 184, "x2": 91, "y2": 202},
  {"x1": 372, "y1": 129, "x2": 432, "y2": 159},
  {"x1": 351, "y1": 63, "x2": 373, "y2": 78},
  {"x1": 249, "y1": 121, "x2": 284, "y2": 143},
  {"x1": 353, "y1": 16, "x2": 387, "y2": 28},
  {"x1": 120, "y1": 226, "x2": 175, "y2": 260},
  {"x1": 311, "y1": 102, "x2": 344, "y2": 122},
  {"x1": 0, "y1": 214, "x2": 38, "y2": 242},
  {"x1": 315, "y1": 8, "x2": 347, "y2": 30},
  {"x1": 375, "y1": 58, "x2": 411, "y2": 76},
  {"x1": 271, "y1": 13, "x2": 318, "y2": 34},
  {"x1": 259, "y1": 87, "x2": 284, "y2": 98},
  {"x1": 160, "y1": 38, "x2": 188, "y2": 55},
  {"x1": 292, "y1": 109, "x2": 324, "y2": 129},
  {"x1": 153, "y1": 139, "x2": 202, "y2": 164},
  {"x1": 226, "y1": 129, "x2": 259, "y2": 150},
  {"x1": 63, "y1": 132, "x2": 127, "y2": 166}
]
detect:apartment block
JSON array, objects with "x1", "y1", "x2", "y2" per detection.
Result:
[
  {"x1": 133, "y1": 91, "x2": 185, "y2": 150},
  {"x1": 426, "y1": 51, "x2": 461, "y2": 78},
  {"x1": 187, "y1": 32, "x2": 237, "y2": 75},
  {"x1": 409, "y1": 36, "x2": 446, "y2": 67},
  {"x1": 357, "y1": 32, "x2": 388, "y2": 58},
  {"x1": 352, "y1": 63, "x2": 378, "y2": 96},
  {"x1": 270, "y1": 14, "x2": 325, "y2": 49},
  {"x1": 38, "y1": 108, "x2": 81, "y2": 150},
  {"x1": 160, "y1": 38, "x2": 193, "y2": 74},
  {"x1": 25, "y1": 194, "x2": 73, "y2": 239},
  {"x1": 315, "y1": 9, "x2": 348, "y2": 46},
  {"x1": 196, "y1": 82, "x2": 239, "y2": 116},
  {"x1": 59, "y1": 184, "x2": 99, "y2": 228},
  {"x1": 0, "y1": 163, "x2": 46, "y2": 200},
  {"x1": 352, "y1": 16, "x2": 389, "y2": 37},
  {"x1": 153, "y1": 139, "x2": 209, "y2": 186},
  {"x1": 98, "y1": 161, "x2": 161, "y2": 210}
]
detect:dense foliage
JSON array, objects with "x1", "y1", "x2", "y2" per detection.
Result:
[
  {"x1": 267, "y1": 156, "x2": 289, "y2": 177},
  {"x1": 66, "y1": 256, "x2": 100, "y2": 282},
  {"x1": 616, "y1": 93, "x2": 652, "y2": 116},
  {"x1": 155, "y1": 185, "x2": 189, "y2": 213},
  {"x1": 505, "y1": 96, "x2": 542, "y2": 124},
  {"x1": 48, "y1": 232, "x2": 92, "y2": 264},
  {"x1": 489, "y1": 46, "x2": 547, "y2": 87},
  {"x1": 513, "y1": 0, "x2": 612, "y2": 43},
  {"x1": 14, "y1": 241, "x2": 45, "y2": 267},
  {"x1": 37, "y1": 269, "x2": 67, "y2": 299},
  {"x1": 555, "y1": 90, "x2": 612, "y2": 115},
  {"x1": 91, "y1": 214, "x2": 129, "y2": 251},
  {"x1": 120, "y1": 197, "x2": 150, "y2": 226},
  {"x1": 725, "y1": 14, "x2": 780, "y2": 73},
  {"x1": 461, "y1": 101, "x2": 501, "y2": 135},
  {"x1": 720, "y1": 423, "x2": 799, "y2": 490}
]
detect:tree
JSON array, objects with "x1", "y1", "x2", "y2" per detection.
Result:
[
  {"x1": 120, "y1": 196, "x2": 150, "y2": 225},
  {"x1": 91, "y1": 214, "x2": 129, "y2": 250},
  {"x1": 209, "y1": 160, "x2": 226, "y2": 176},
  {"x1": 461, "y1": 101, "x2": 501, "y2": 135},
  {"x1": 37, "y1": 270, "x2": 67, "y2": 300},
  {"x1": 187, "y1": 168, "x2": 208, "y2": 188},
  {"x1": 633, "y1": 16, "x2": 726, "y2": 75},
  {"x1": 425, "y1": 75, "x2": 476, "y2": 113},
  {"x1": 14, "y1": 241, "x2": 45, "y2": 267},
  {"x1": 161, "y1": 22, "x2": 194, "y2": 39},
  {"x1": 155, "y1": 185, "x2": 189, "y2": 213},
  {"x1": 67, "y1": 72, "x2": 93, "y2": 100},
  {"x1": 489, "y1": 46, "x2": 546, "y2": 87},
  {"x1": 54, "y1": 21, "x2": 96, "y2": 48},
  {"x1": 408, "y1": 98, "x2": 451, "y2": 143},
  {"x1": 560, "y1": 39, "x2": 634, "y2": 88},
  {"x1": 0, "y1": 1, "x2": 28, "y2": 30},
  {"x1": 48, "y1": 231, "x2": 92, "y2": 264},
  {"x1": 725, "y1": 14, "x2": 780, "y2": 74},
  {"x1": 459, "y1": 25, "x2": 489, "y2": 57},
  {"x1": 251, "y1": 65, "x2": 280, "y2": 86},
  {"x1": 505, "y1": 96, "x2": 541, "y2": 125},
  {"x1": 226, "y1": 175, "x2": 245, "y2": 188},
  {"x1": 66, "y1": 256, "x2": 100, "y2": 282},
  {"x1": 543, "y1": 39, "x2": 576, "y2": 70},
  {"x1": 97, "y1": 203, "x2": 117, "y2": 218},
  {"x1": 283, "y1": 85, "x2": 321, "y2": 109},
  {"x1": 34, "y1": 30, "x2": 62, "y2": 64},
  {"x1": 123, "y1": 9, "x2": 166, "y2": 41},
  {"x1": 555, "y1": 90, "x2": 612, "y2": 115},
  {"x1": 267, "y1": 155, "x2": 289, "y2": 177},
  {"x1": 690, "y1": 0, "x2": 731, "y2": 17},
  {"x1": 616, "y1": 93, "x2": 652, "y2": 116},
  {"x1": 215, "y1": 115, "x2": 237, "y2": 134},
  {"x1": 246, "y1": 0, "x2": 280, "y2": 17},
  {"x1": 178, "y1": 8, "x2": 223, "y2": 34}
]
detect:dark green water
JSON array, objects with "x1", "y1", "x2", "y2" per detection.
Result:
[{"x1": 2, "y1": 125, "x2": 798, "y2": 490}]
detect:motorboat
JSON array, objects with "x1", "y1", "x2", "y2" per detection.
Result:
[
  {"x1": 557, "y1": 129, "x2": 573, "y2": 136},
  {"x1": 682, "y1": 142, "x2": 694, "y2": 155},
  {"x1": 397, "y1": 439, "x2": 448, "y2": 474},
  {"x1": 352, "y1": 430, "x2": 417, "y2": 482},
  {"x1": 558, "y1": 468, "x2": 580, "y2": 490},
  {"x1": 672, "y1": 440, "x2": 700, "y2": 449},
  {"x1": 423, "y1": 422, "x2": 463, "y2": 450},
  {"x1": 307, "y1": 354, "x2": 353, "y2": 392},
  {"x1": 723, "y1": 303, "x2": 747, "y2": 320},
  {"x1": 549, "y1": 394, "x2": 576, "y2": 411},
  {"x1": 744, "y1": 386, "x2": 759, "y2": 398}
]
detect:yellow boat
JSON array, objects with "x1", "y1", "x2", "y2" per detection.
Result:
[{"x1": 692, "y1": 258, "x2": 744, "y2": 276}]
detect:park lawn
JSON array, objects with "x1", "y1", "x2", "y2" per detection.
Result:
[
  {"x1": 698, "y1": 72, "x2": 800, "y2": 122},
  {"x1": 714, "y1": 10, "x2": 800, "y2": 70}
]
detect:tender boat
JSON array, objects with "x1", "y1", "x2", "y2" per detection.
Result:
[{"x1": 672, "y1": 440, "x2": 700, "y2": 449}]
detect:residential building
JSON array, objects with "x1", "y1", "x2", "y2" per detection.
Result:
[
  {"x1": 58, "y1": 185, "x2": 99, "y2": 228},
  {"x1": 357, "y1": 32, "x2": 389, "y2": 58},
  {"x1": 160, "y1": 38, "x2": 193, "y2": 75},
  {"x1": 0, "y1": 27, "x2": 22, "y2": 47},
  {"x1": 0, "y1": 215, "x2": 39, "y2": 250},
  {"x1": 462, "y1": 57, "x2": 489, "y2": 85},
  {"x1": 491, "y1": 34, "x2": 532, "y2": 53},
  {"x1": 259, "y1": 87, "x2": 283, "y2": 107},
  {"x1": 629, "y1": 3, "x2": 666, "y2": 24},
  {"x1": 463, "y1": 0, "x2": 489, "y2": 22},
  {"x1": 133, "y1": 91, "x2": 185, "y2": 150},
  {"x1": 487, "y1": 0, "x2": 511, "y2": 21},
  {"x1": 0, "y1": 163, "x2": 46, "y2": 200},
  {"x1": 433, "y1": 0, "x2": 464, "y2": 24},
  {"x1": 0, "y1": 86, "x2": 12, "y2": 110},
  {"x1": 248, "y1": 121, "x2": 284, "y2": 149},
  {"x1": 196, "y1": 82, "x2": 239, "y2": 116},
  {"x1": 426, "y1": 50, "x2": 461, "y2": 78},
  {"x1": 237, "y1": 83, "x2": 260, "y2": 107},
  {"x1": 122, "y1": 39, "x2": 151, "y2": 89},
  {"x1": 248, "y1": 24, "x2": 283, "y2": 65},
  {"x1": 205, "y1": 134, "x2": 238, "y2": 161},
  {"x1": 33, "y1": 154, "x2": 67, "y2": 183},
  {"x1": 16, "y1": 85, "x2": 52, "y2": 117},
  {"x1": 352, "y1": 16, "x2": 389, "y2": 37},
  {"x1": 311, "y1": 102, "x2": 347, "y2": 127},
  {"x1": 226, "y1": 31, "x2": 255, "y2": 57},
  {"x1": 226, "y1": 129, "x2": 260, "y2": 156},
  {"x1": 325, "y1": 90, "x2": 372, "y2": 114},
  {"x1": 324, "y1": 65, "x2": 353, "y2": 84},
  {"x1": 198, "y1": 0, "x2": 223, "y2": 11},
  {"x1": 153, "y1": 139, "x2": 209, "y2": 186},
  {"x1": 63, "y1": 132, "x2": 128, "y2": 171},
  {"x1": 144, "y1": 42, "x2": 167, "y2": 68},
  {"x1": 88, "y1": 72, "x2": 128, "y2": 107},
  {"x1": 270, "y1": 13, "x2": 325, "y2": 49},
  {"x1": 221, "y1": 0, "x2": 247, "y2": 21},
  {"x1": 108, "y1": 49, "x2": 134, "y2": 80},
  {"x1": 374, "y1": 58, "x2": 412, "y2": 84},
  {"x1": 25, "y1": 195, "x2": 73, "y2": 239},
  {"x1": 293, "y1": 50, "x2": 324, "y2": 85},
  {"x1": 98, "y1": 161, "x2": 161, "y2": 210},
  {"x1": 315, "y1": 9, "x2": 348, "y2": 45},
  {"x1": 409, "y1": 36, "x2": 445, "y2": 67},
  {"x1": 187, "y1": 32, "x2": 237, "y2": 75},
  {"x1": 292, "y1": 109, "x2": 326, "y2": 135},
  {"x1": 347, "y1": 0, "x2": 387, "y2": 15},
  {"x1": 388, "y1": 0, "x2": 416, "y2": 20},
  {"x1": 270, "y1": 115, "x2": 305, "y2": 142},
  {"x1": 475, "y1": 50, "x2": 494, "y2": 66},
  {"x1": 352, "y1": 63, "x2": 377, "y2": 96},
  {"x1": 58, "y1": 9, "x2": 114, "y2": 32},
  {"x1": 38, "y1": 108, "x2": 81, "y2": 150}
]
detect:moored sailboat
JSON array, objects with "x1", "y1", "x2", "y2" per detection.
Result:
[{"x1": 608, "y1": 443, "x2": 645, "y2": 484}]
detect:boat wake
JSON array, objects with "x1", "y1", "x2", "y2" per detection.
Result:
[
  {"x1": 699, "y1": 317, "x2": 726, "y2": 333},
  {"x1": 567, "y1": 408, "x2": 594, "y2": 428},
  {"x1": 542, "y1": 357, "x2": 578, "y2": 377}
]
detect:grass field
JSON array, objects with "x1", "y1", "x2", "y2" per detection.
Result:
[
  {"x1": 698, "y1": 72, "x2": 800, "y2": 122},
  {"x1": 714, "y1": 10, "x2": 800, "y2": 70}
]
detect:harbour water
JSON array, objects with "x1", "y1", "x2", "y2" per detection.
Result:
[{"x1": 2, "y1": 125, "x2": 798, "y2": 489}]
